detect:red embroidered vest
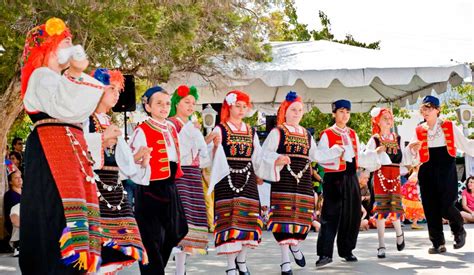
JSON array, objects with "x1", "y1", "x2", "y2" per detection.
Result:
[
  {"x1": 138, "y1": 120, "x2": 183, "y2": 181},
  {"x1": 321, "y1": 127, "x2": 358, "y2": 173},
  {"x1": 415, "y1": 120, "x2": 456, "y2": 163}
]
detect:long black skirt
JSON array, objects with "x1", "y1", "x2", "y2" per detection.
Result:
[
  {"x1": 19, "y1": 128, "x2": 83, "y2": 275},
  {"x1": 134, "y1": 162, "x2": 188, "y2": 275}
]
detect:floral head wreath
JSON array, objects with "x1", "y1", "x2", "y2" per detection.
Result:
[
  {"x1": 169, "y1": 85, "x2": 199, "y2": 117},
  {"x1": 21, "y1": 17, "x2": 72, "y2": 97}
]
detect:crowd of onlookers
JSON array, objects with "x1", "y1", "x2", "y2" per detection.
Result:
[{"x1": 2, "y1": 137, "x2": 24, "y2": 256}]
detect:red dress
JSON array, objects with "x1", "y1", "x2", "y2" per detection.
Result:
[{"x1": 402, "y1": 176, "x2": 425, "y2": 221}]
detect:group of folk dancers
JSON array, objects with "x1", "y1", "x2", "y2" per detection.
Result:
[{"x1": 17, "y1": 18, "x2": 473, "y2": 275}]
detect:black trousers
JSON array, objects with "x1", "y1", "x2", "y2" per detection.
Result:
[
  {"x1": 135, "y1": 163, "x2": 188, "y2": 275},
  {"x1": 317, "y1": 162, "x2": 361, "y2": 258},
  {"x1": 418, "y1": 147, "x2": 464, "y2": 248}
]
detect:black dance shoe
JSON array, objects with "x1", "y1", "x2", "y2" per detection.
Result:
[
  {"x1": 377, "y1": 247, "x2": 386, "y2": 259},
  {"x1": 397, "y1": 232, "x2": 405, "y2": 251},
  {"x1": 280, "y1": 262, "x2": 293, "y2": 275},
  {"x1": 428, "y1": 245, "x2": 447, "y2": 254},
  {"x1": 453, "y1": 230, "x2": 466, "y2": 249},
  {"x1": 235, "y1": 260, "x2": 251, "y2": 275},
  {"x1": 289, "y1": 247, "x2": 306, "y2": 267},
  {"x1": 342, "y1": 254, "x2": 358, "y2": 262},
  {"x1": 315, "y1": 256, "x2": 333, "y2": 268}
]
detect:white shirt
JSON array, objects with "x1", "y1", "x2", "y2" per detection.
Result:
[
  {"x1": 208, "y1": 122, "x2": 262, "y2": 194},
  {"x1": 258, "y1": 123, "x2": 340, "y2": 182},
  {"x1": 317, "y1": 125, "x2": 378, "y2": 171},
  {"x1": 409, "y1": 120, "x2": 474, "y2": 164},
  {"x1": 128, "y1": 118, "x2": 180, "y2": 185},
  {"x1": 363, "y1": 133, "x2": 417, "y2": 172},
  {"x1": 172, "y1": 118, "x2": 211, "y2": 168},
  {"x1": 23, "y1": 67, "x2": 104, "y2": 123},
  {"x1": 82, "y1": 113, "x2": 138, "y2": 177}
]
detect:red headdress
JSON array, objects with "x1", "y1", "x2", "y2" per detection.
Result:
[
  {"x1": 109, "y1": 70, "x2": 125, "y2": 91},
  {"x1": 220, "y1": 90, "x2": 252, "y2": 123},
  {"x1": 21, "y1": 18, "x2": 72, "y2": 98},
  {"x1": 370, "y1": 107, "x2": 393, "y2": 135},
  {"x1": 277, "y1": 91, "x2": 303, "y2": 126}
]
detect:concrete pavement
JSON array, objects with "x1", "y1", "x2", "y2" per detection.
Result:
[{"x1": 1, "y1": 224, "x2": 472, "y2": 274}]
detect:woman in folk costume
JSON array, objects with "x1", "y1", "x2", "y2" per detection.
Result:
[
  {"x1": 83, "y1": 68, "x2": 148, "y2": 272},
  {"x1": 410, "y1": 95, "x2": 474, "y2": 254},
  {"x1": 19, "y1": 18, "x2": 106, "y2": 274},
  {"x1": 315, "y1": 99, "x2": 379, "y2": 268},
  {"x1": 364, "y1": 107, "x2": 419, "y2": 258},
  {"x1": 209, "y1": 90, "x2": 263, "y2": 275},
  {"x1": 168, "y1": 85, "x2": 219, "y2": 275},
  {"x1": 258, "y1": 91, "x2": 340, "y2": 275},
  {"x1": 129, "y1": 86, "x2": 188, "y2": 275}
]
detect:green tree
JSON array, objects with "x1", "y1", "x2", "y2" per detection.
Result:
[
  {"x1": 0, "y1": 0, "x2": 273, "y2": 189},
  {"x1": 440, "y1": 84, "x2": 474, "y2": 133}
]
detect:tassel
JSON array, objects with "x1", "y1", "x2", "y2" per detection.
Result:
[{"x1": 72, "y1": 252, "x2": 88, "y2": 270}]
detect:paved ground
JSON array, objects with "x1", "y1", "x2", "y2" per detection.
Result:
[{"x1": 1, "y1": 224, "x2": 473, "y2": 274}]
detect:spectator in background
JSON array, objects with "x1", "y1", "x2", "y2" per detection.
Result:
[
  {"x1": 11, "y1": 137, "x2": 24, "y2": 157},
  {"x1": 4, "y1": 167, "x2": 22, "y2": 255},
  {"x1": 460, "y1": 176, "x2": 474, "y2": 223},
  {"x1": 9, "y1": 151, "x2": 23, "y2": 174}
]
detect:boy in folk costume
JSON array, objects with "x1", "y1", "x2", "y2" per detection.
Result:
[
  {"x1": 19, "y1": 18, "x2": 106, "y2": 274},
  {"x1": 258, "y1": 91, "x2": 342, "y2": 275},
  {"x1": 410, "y1": 95, "x2": 474, "y2": 253},
  {"x1": 363, "y1": 107, "x2": 420, "y2": 258},
  {"x1": 209, "y1": 91, "x2": 263, "y2": 275},
  {"x1": 83, "y1": 68, "x2": 148, "y2": 272},
  {"x1": 129, "y1": 86, "x2": 188, "y2": 275},
  {"x1": 315, "y1": 99, "x2": 378, "y2": 268},
  {"x1": 168, "y1": 85, "x2": 219, "y2": 275}
]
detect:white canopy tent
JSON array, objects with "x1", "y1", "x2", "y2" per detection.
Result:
[{"x1": 162, "y1": 40, "x2": 472, "y2": 113}]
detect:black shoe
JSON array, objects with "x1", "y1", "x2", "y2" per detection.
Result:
[
  {"x1": 289, "y1": 247, "x2": 306, "y2": 267},
  {"x1": 235, "y1": 260, "x2": 250, "y2": 275},
  {"x1": 453, "y1": 230, "x2": 466, "y2": 249},
  {"x1": 377, "y1": 247, "x2": 386, "y2": 259},
  {"x1": 397, "y1": 232, "x2": 405, "y2": 251},
  {"x1": 315, "y1": 256, "x2": 333, "y2": 268},
  {"x1": 342, "y1": 254, "x2": 358, "y2": 262},
  {"x1": 428, "y1": 245, "x2": 447, "y2": 254},
  {"x1": 280, "y1": 262, "x2": 293, "y2": 275},
  {"x1": 226, "y1": 268, "x2": 237, "y2": 274}
]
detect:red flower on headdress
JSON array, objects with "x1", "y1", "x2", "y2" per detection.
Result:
[
  {"x1": 220, "y1": 90, "x2": 252, "y2": 123},
  {"x1": 176, "y1": 85, "x2": 190, "y2": 97}
]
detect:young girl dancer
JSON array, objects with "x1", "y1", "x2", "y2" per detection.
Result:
[
  {"x1": 168, "y1": 85, "x2": 219, "y2": 275},
  {"x1": 209, "y1": 90, "x2": 262, "y2": 275},
  {"x1": 364, "y1": 107, "x2": 419, "y2": 258},
  {"x1": 259, "y1": 91, "x2": 339, "y2": 274}
]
